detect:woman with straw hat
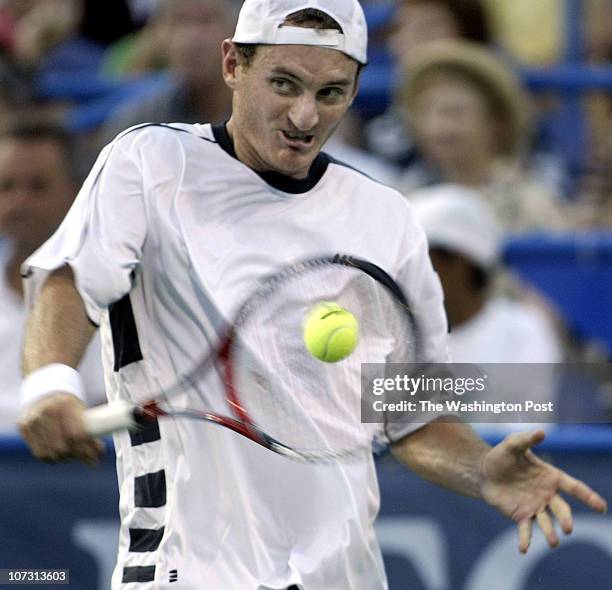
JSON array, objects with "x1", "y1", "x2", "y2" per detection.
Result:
[{"x1": 399, "y1": 40, "x2": 565, "y2": 232}]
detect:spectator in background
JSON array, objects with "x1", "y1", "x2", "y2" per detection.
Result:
[
  {"x1": 0, "y1": 62, "x2": 31, "y2": 118},
  {"x1": 101, "y1": 0, "x2": 234, "y2": 144},
  {"x1": 6, "y1": 0, "x2": 138, "y2": 69},
  {"x1": 571, "y1": 130, "x2": 612, "y2": 228},
  {"x1": 0, "y1": 118, "x2": 104, "y2": 432},
  {"x1": 412, "y1": 184, "x2": 563, "y2": 362},
  {"x1": 365, "y1": 0, "x2": 492, "y2": 167},
  {"x1": 412, "y1": 185, "x2": 563, "y2": 429},
  {"x1": 388, "y1": 0, "x2": 491, "y2": 67},
  {"x1": 584, "y1": 1, "x2": 612, "y2": 210},
  {"x1": 482, "y1": 0, "x2": 610, "y2": 198},
  {"x1": 10, "y1": 0, "x2": 85, "y2": 69},
  {"x1": 400, "y1": 41, "x2": 566, "y2": 232}
]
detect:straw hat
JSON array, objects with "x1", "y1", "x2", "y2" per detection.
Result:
[{"x1": 401, "y1": 40, "x2": 534, "y2": 156}]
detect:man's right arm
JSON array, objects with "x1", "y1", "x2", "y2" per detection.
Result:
[
  {"x1": 19, "y1": 131, "x2": 148, "y2": 465},
  {"x1": 19, "y1": 265, "x2": 103, "y2": 465}
]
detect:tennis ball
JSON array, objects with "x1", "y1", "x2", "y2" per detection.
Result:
[{"x1": 303, "y1": 302, "x2": 359, "y2": 363}]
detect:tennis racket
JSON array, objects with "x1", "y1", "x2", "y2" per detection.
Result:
[{"x1": 83, "y1": 254, "x2": 421, "y2": 463}]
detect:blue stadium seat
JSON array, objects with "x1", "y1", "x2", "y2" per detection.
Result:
[{"x1": 504, "y1": 233, "x2": 612, "y2": 357}]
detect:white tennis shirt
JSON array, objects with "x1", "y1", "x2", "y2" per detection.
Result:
[{"x1": 23, "y1": 123, "x2": 449, "y2": 589}]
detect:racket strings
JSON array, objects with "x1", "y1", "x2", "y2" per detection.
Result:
[{"x1": 227, "y1": 263, "x2": 417, "y2": 456}]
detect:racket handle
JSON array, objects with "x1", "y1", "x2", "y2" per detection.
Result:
[{"x1": 83, "y1": 402, "x2": 139, "y2": 437}]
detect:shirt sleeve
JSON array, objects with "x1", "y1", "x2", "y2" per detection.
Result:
[
  {"x1": 395, "y1": 212, "x2": 450, "y2": 364},
  {"x1": 22, "y1": 131, "x2": 147, "y2": 325}
]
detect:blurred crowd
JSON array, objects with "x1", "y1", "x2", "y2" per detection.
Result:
[{"x1": 0, "y1": 0, "x2": 611, "y2": 432}]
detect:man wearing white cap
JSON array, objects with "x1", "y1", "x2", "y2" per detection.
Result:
[
  {"x1": 411, "y1": 184, "x2": 562, "y2": 365},
  {"x1": 412, "y1": 185, "x2": 562, "y2": 433},
  {"x1": 17, "y1": 1, "x2": 606, "y2": 588}
]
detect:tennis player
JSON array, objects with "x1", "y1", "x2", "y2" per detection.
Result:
[{"x1": 18, "y1": 0, "x2": 606, "y2": 588}]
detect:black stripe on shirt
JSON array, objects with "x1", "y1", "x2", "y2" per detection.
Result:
[
  {"x1": 109, "y1": 293, "x2": 143, "y2": 371},
  {"x1": 129, "y1": 527, "x2": 165, "y2": 552},
  {"x1": 129, "y1": 417, "x2": 161, "y2": 446},
  {"x1": 122, "y1": 565, "x2": 156, "y2": 583},
  {"x1": 134, "y1": 470, "x2": 166, "y2": 508}
]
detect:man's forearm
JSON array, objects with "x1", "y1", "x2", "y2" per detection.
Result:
[
  {"x1": 391, "y1": 419, "x2": 491, "y2": 499},
  {"x1": 22, "y1": 265, "x2": 96, "y2": 375}
]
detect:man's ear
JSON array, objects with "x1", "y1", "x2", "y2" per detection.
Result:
[{"x1": 222, "y1": 39, "x2": 240, "y2": 89}]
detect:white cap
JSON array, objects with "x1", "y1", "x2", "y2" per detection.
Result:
[
  {"x1": 410, "y1": 184, "x2": 501, "y2": 269},
  {"x1": 232, "y1": 0, "x2": 368, "y2": 65}
]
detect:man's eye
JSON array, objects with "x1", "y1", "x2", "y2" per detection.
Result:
[
  {"x1": 319, "y1": 87, "x2": 345, "y2": 99},
  {"x1": 271, "y1": 78, "x2": 293, "y2": 92}
]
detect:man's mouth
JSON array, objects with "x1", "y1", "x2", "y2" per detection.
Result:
[{"x1": 280, "y1": 130, "x2": 315, "y2": 149}]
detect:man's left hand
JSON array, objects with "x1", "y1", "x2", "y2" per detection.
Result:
[{"x1": 480, "y1": 430, "x2": 608, "y2": 553}]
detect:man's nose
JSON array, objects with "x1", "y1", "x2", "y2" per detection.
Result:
[{"x1": 288, "y1": 94, "x2": 319, "y2": 131}]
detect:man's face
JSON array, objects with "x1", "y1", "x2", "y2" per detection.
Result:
[
  {"x1": 223, "y1": 42, "x2": 359, "y2": 179},
  {"x1": 0, "y1": 138, "x2": 74, "y2": 250},
  {"x1": 166, "y1": 0, "x2": 233, "y2": 87}
]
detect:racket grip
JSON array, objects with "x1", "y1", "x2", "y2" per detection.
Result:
[{"x1": 83, "y1": 402, "x2": 139, "y2": 437}]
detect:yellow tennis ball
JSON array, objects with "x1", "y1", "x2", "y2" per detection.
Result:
[{"x1": 303, "y1": 302, "x2": 359, "y2": 362}]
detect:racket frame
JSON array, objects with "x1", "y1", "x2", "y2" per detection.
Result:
[{"x1": 84, "y1": 254, "x2": 420, "y2": 463}]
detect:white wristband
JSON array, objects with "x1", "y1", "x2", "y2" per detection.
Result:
[{"x1": 20, "y1": 363, "x2": 86, "y2": 411}]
